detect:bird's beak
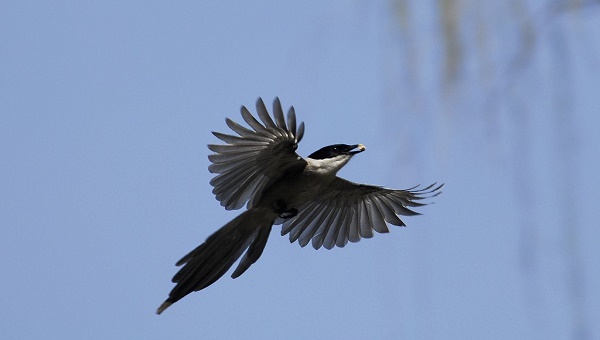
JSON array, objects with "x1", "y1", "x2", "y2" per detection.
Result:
[{"x1": 348, "y1": 144, "x2": 366, "y2": 155}]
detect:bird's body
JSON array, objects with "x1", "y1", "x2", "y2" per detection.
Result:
[{"x1": 157, "y1": 98, "x2": 442, "y2": 314}]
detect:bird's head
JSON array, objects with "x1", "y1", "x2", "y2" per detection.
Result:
[{"x1": 306, "y1": 144, "x2": 366, "y2": 176}]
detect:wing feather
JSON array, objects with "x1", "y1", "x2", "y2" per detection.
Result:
[
  {"x1": 209, "y1": 97, "x2": 306, "y2": 210},
  {"x1": 255, "y1": 98, "x2": 277, "y2": 130},
  {"x1": 212, "y1": 131, "x2": 271, "y2": 144},
  {"x1": 298, "y1": 205, "x2": 333, "y2": 248},
  {"x1": 325, "y1": 202, "x2": 349, "y2": 249},
  {"x1": 311, "y1": 203, "x2": 339, "y2": 250},
  {"x1": 272, "y1": 97, "x2": 287, "y2": 129},
  {"x1": 281, "y1": 179, "x2": 443, "y2": 249},
  {"x1": 286, "y1": 108, "x2": 297, "y2": 137},
  {"x1": 347, "y1": 194, "x2": 362, "y2": 243},
  {"x1": 368, "y1": 198, "x2": 390, "y2": 234},
  {"x1": 225, "y1": 118, "x2": 257, "y2": 137},
  {"x1": 296, "y1": 121, "x2": 305, "y2": 142},
  {"x1": 334, "y1": 205, "x2": 352, "y2": 248},
  {"x1": 240, "y1": 105, "x2": 269, "y2": 133},
  {"x1": 374, "y1": 196, "x2": 404, "y2": 226},
  {"x1": 359, "y1": 200, "x2": 374, "y2": 239}
]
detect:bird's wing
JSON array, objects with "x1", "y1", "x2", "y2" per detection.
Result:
[
  {"x1": 209, "y1": 97, "x2": 306, "y2": 210},
  {"x1": 280, "y1": 179, "x2": 443, "y2": 250}
]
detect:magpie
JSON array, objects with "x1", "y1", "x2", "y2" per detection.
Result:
[{"x1": 156, "y1": 98, "x2": 442, "y2": 314}]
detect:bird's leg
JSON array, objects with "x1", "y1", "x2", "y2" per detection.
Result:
[
  {"x1": 280, "y1": 208, "x2": 298, "y2": 219},
  {"x1": 273, "y1": 199, "x2": 298, "y2": 219}
]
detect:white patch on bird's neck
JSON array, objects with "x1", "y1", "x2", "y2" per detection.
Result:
[{"x1": 305, "y1": 155, "x2": 353, "y2": 177}]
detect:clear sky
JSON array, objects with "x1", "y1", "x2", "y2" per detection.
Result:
[{"x1": 2, "y1": 1, "x2": 599, "y2": 339}]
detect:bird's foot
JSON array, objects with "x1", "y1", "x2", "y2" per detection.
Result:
[
  {"x1": 278, "y1": 208, "x2": 298, "y2": 219},
  {"x1": 273, "y1": 200, "x2": 298, "y2": 219}
]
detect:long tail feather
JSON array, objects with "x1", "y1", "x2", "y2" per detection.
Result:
[{"x1": 156, "y1": 209, "x2": 274, "y2": 315}]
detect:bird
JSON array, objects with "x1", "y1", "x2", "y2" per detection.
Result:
[{"x1": 156, "y1": 97, "x2": 442, "y2": 314}]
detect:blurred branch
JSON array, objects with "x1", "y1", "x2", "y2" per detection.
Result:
[
  {"x1": 439, "y1": 0, "x2": 462, "y2": 88},
  {"x1": 549, "y1": 20, "x2": 591, "y2": 340},
  {"x1": 549, "y1": 0, "x2": 600, "y2": 13}
]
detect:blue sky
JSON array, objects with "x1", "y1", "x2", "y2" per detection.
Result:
[{"x1": 2, "y1": 2, "x2": 599, "y2": 339}]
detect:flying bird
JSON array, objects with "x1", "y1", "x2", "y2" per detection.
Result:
[{"x1": 156, "y1": 98, "x2": 442, "y2": 314}]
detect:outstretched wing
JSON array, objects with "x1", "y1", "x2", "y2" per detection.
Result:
[
  {"x1": 209, "y1": 97, "x2": 306, "y2": 210},
  {"x1": 280, "y1": 180, "x2": 443, "y2": 250}
]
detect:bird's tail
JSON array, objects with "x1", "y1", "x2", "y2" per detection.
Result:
[{"x1": 156, "y1": 209, "x2": 274, "y2": 315}]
